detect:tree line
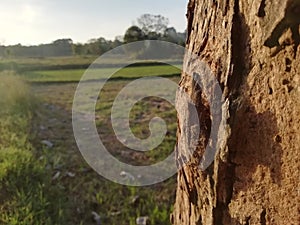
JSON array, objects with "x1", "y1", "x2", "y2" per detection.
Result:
[{"x1": 0, "y1": 14, "x2": 186, "y2": 58}]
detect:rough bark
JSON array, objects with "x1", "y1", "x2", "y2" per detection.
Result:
[{"x1": 172, "y1": 0, "x2": 300, "y2": 224}]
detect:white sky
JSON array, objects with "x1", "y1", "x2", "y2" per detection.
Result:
[{"x1": 0, "y1": 0, "x2": 188, "y2": 46}]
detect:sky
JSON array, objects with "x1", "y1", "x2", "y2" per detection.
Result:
[{"x1": 0, "y1": 0, "x2": 188, "y2": 46}]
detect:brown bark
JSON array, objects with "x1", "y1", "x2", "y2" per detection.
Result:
[{"x1": 172, "y1": 0, "x2": 300, "y2": 224}]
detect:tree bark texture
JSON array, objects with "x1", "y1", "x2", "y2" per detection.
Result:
[{"x1": 172, "y1": 0, "x2": 299, "y2": 224}]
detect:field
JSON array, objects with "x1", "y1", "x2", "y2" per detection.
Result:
[
  {"x1": 23, "y1": 64, "x2": 181, "y2": 82},
  {"x1": 0, "y1": 57, "x2": 181, "y2": 225}
]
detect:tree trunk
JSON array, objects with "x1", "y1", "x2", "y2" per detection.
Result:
[{"x1": 172, "y1": 0, "x2": 300, "y2": 224}]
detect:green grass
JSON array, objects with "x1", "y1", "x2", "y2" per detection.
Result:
[
  {"x1": 0, "y1": 72, "x2": 67, "y2": 224},
  {"x1": 0, "y1": 56, "x2": 182, "y2": 74},
  {"x1": 95, "y1": 79, "x2": 178, "y2": 165},
  {"x1": 94, "y1": 80, "x2": 177, "y2": 224},
  {"x1": 31, "y1": 76, "x2": 179, "y2": 224},
  {"x1": 0, "y1": 57, "x2": 181, "y2": 224},
  {"x1": 22, "y1": 64, "x2": 181, "y2": 82}
]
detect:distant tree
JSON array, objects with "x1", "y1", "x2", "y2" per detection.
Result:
[
  {"x1": 52, "y1": 39, "x2": 73, "y2": 56},
  {"x1": 164, "y1": 27, "x2": 178, "y2": 42},
  {"x1": 123, "y1": 26, "x2": 145, "y2": 43},
  {"x1": 176, "y1": 30, "x2": 187, "y2": 46},
  {"x1": 137, "y1": 14, "x2": 169, "y2": 35},
  {"x1": 147, "y1": 31, "x2": 162, "y2": 40},
  {"x1": 114, "y1": 35, "x2": 124, "y2": 43},
  {"x1": 85, "y1": 38, "x2": 98, "y2": 55},
  {"x1": 84, "y1": 38, "x2": 103, "y2": 55},
  {"x1": 122, "y1": 26, "x2": 147, "y2": 58},
  {"x1": 4, "y1": 48, "x2": 12, "y2": 58},
  {"x1": 163, "y1": 27, "x2": 186, "y2": 46},
  {"x1": 110, "y1": 38, "x2": 123, "y2": 49},
  {"x1": 0, "y1": 46, "x2": 5, "y2": 57},
  {"x1": 53, "y1": 38, "x2": 73, "y2": 45},
  {"x1": 72, "y1": 37, "x2": 120, "y2": 56},
  {"x1": 73, "y1": 43, "x2": 86, "y2": 55}
]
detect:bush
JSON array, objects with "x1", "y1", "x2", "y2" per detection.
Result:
[{"x1": 0, "y1": 71, "x2": 34, "y2": 115}]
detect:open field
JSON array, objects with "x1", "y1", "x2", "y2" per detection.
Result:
[
  {"x1": 0, "y1": 56, "x2": 97, "y2": 66},
  {"x1": 22, "y1": 64, "x2": 181, "y2": 82},
  {"x1": 0, "y1": 57, "x2": 181, "y2": 224},
  {"x1": 0, "y1": 56, "x2": 97, "y2": 72},
  {"x1": 0, "y1": 56, "x2": 182, "y2": 73},
  {"x1": 31, "y1": 77, "x2": 179, "y2": 224}
]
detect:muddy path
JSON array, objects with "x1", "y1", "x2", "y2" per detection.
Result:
[{"x1": 31, "y1": 83, "x2": 98, "y2": 224}]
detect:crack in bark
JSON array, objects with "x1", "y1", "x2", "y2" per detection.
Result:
[
  {"x1": 257, "y1": 0, "x2": 266, "y2": 17},
  {"x1": 213, "y1": 0, "x2": 251, "y2": 223},
  {"x1": 187, "y1": 0, "x2": 196, "y2": 45},
  {"x1": 260, "y1": 209, "x2": 267, "y2": 225}
]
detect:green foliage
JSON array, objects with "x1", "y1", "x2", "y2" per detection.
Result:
[
  {"x1": 0, "y1": 37, "x2": 122, "y2": 58},
  {"x1": 122, "y1": 14, "x2": 186, "y2": 58},
  {"x1": 0, "y1": 72, "x2": 34, "y2": 116},
  {"x1": 1, "y1": 39, "x2": 73, "y2": 58},
  {"x1": 124, "y1": 26, "x2": 146, "y2": 43},
  {"x1": 137, "y1": 14, "x2": 169, "y2": 35},
  {"x1": 73, "y1": 37, "x2": 124, "y2": 56},
  {"x1": 0, "y1": 148, "x2": 66, "y2": 225}
]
